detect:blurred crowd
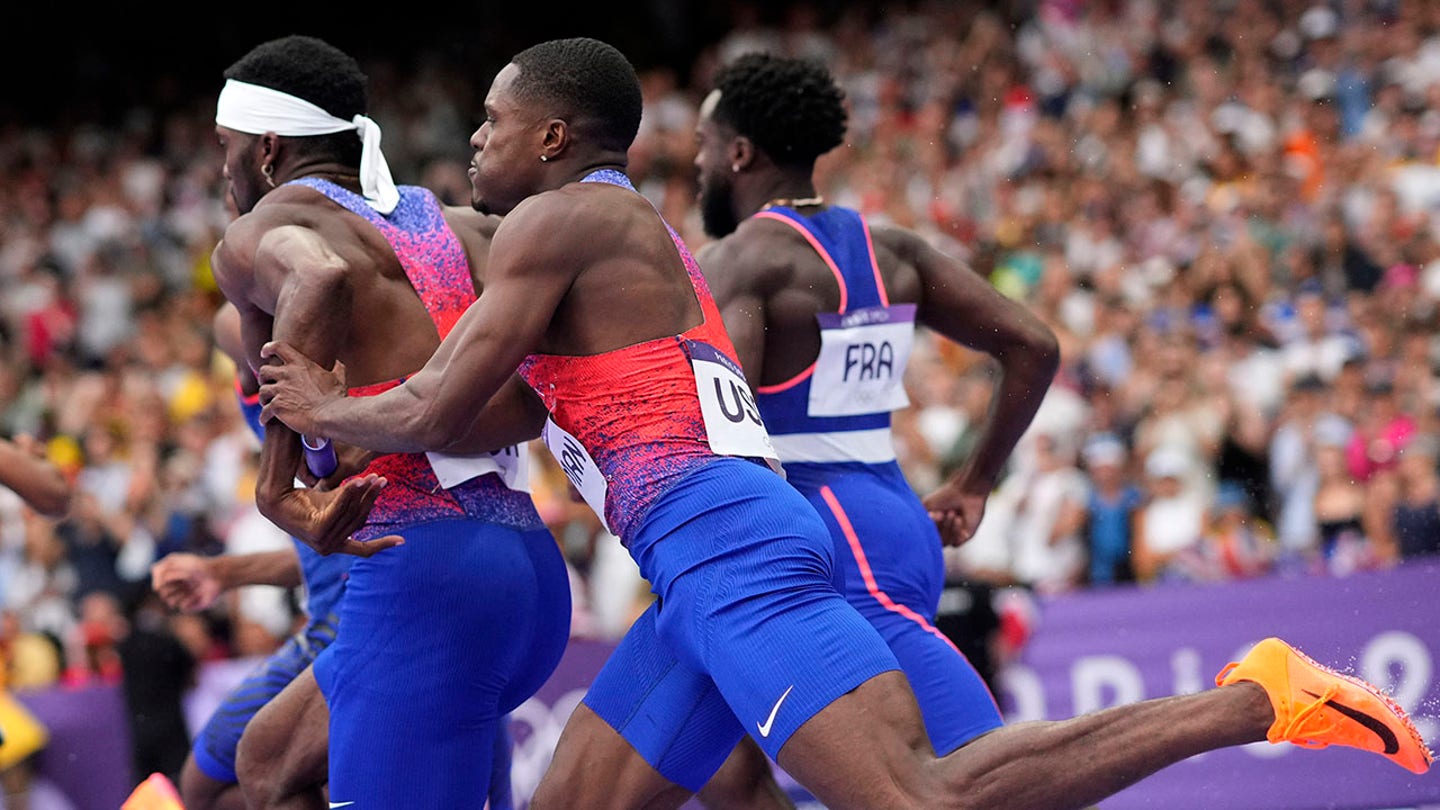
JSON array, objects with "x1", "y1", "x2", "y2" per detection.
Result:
[{"x1": 0, "y1": 0, "x2": 1438, "y2": 757}]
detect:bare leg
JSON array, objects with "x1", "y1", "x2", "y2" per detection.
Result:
[
  {"x1": 695, "y1": 737, "x2": 796, "y2": 810},
  {"x1": 236, "y1": 667, "x2": 329, "y2": 810},
  {"x1": 530, "y1": 704, "x2": 693, "y2": 810},
  {"x1": 918, "y1": 683, "x2": 1269, "y2": 809},
  {"x1": 775, "y1": 672, "x2": 1272, "y2": 810},
  {"x1": 178, "y1": 755, "x2": 247, "y2": 810}
]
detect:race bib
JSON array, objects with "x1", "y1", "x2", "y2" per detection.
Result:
[
  {"x1": 427, "y1": 444, "x2": 531, "y2": 493},
  {"x1": 541, "y1": 418, "x2": 611, "y2": 533},
  {"x1": 686, "y1": 340, "x2": 780, "y2": 465},
  {"x1": 808, "y1": 303, "x2": 916, "y2": 417}
]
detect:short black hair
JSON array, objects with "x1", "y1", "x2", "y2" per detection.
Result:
[
  {"x1": 711, "y1": 52, "x2": 847, "y2": 168},
  {"x1": 223, "y1": 35, "x2": 367, "y2": 164},
  {"x1": 510, "y1": 37, "x2": 643, "y2": 154}
]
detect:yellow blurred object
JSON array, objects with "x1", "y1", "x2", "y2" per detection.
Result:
[
  {"x1": 193, "y1": 248, "x2": 218, "y2": 293},
  {"x1": 7, "y1": 633, "x2": 60, "y2": 690},
  {"x1": 122, "y1": 772, "x2": 187, "y2": 810},
  {"x1": 168, "y1": 370, "x2": 214, "y2": 424},
  {"x1": 0, "y1": 689, "x2": 49, "y2": 770},
  {"x1": 45, "y1": 435, "x2": 83, "y2": 477}
]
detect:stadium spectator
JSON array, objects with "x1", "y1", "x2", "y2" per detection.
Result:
[{"x1": 1080, "y1": 433, "x2": 1141, "y2": 586}]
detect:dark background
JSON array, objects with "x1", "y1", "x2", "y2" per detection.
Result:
[{"x1": 3, "y1": 1, "x2": 938, "y2": 127}]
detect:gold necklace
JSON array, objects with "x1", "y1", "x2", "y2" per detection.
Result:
[{"x1": 763, "y1": 195, "x2": 824, "y2": 210}]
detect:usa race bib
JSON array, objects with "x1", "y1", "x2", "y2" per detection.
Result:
[
  {"x1": 686, "y1": 340, "x2": 780, "y2": 466},
  {"x1": 540, "y1": 418, "x2": 612, "y2": 533},
  {"x1": 808, "y1": 303, "x2": 916, "y2": 417},
  {"x1": 427, "y1": 444, "x2": 532, "y2": 493}
]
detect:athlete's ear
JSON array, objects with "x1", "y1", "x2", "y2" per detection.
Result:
[
  {"x1": 258, "y1": 132, "x2": 282, "y2": 165},
  {"x1": 729, "y1": 135, "x2": 756, "y2": 173},
  {"x1": 541, "y1": 118, "x2": 567, "y2": 161}
]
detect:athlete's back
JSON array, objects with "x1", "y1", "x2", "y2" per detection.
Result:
[
  {"x1": 219, "y1": 180, "x2": 493, "y2": 391},
  {"x1": 717, "y1": 206, "x2": 925, "y2": 392}
]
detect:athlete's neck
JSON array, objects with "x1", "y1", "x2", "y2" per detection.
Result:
[
  {"x1": 555, "y1": 155, "x2": 629, "y2": 190},
  {"x1": 280, "y1": 159, "x2": 363, "y2": 193},
  {"x1": 738, "y1": 170, "x2": 821, "y2": 220}
]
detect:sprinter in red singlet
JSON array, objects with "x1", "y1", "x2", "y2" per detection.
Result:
[{"x1": 257, "y1": 37, "x2": 1431, "y2": 810}]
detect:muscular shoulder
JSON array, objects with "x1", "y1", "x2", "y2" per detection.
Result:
[
  {"x1": 696, "y1": 216, "x2": 802, "y2": 295},
  {"x1": 865, "y1": 223, "x2": 953, "y2": 304},
  {"x1": 215, "y1": 190, "x2": 332, "y2": 270},
  {"x1": 212, "y1": 208, "x2": 277, "y2": 298},
  {"x1": 866, "y1": 222, "x2": 926, "y2": 265},
  {"x1": 490, "y1": 183, "x2": 644, "y2": 265},
  {"x1": 217, "y1": 210, "x2": 350, "y2": 304}
]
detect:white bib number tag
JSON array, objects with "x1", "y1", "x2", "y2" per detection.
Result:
[
  {"x1": 541, "y1": 418, "x2": 611, "y2": 533},
  {"x1": 687, "y1": 341, "x2": 779, "y2": 464},
  {"x1": 808, "y1": 304, "x2": 916, "y2": 417},
  {"x1": 427, "y1": 444, "x2": 532, "y2": 493}
]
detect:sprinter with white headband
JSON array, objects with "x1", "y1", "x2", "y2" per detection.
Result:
[
  {"x1": 199, "y1": 34, "x2": 571, "y2": 809},
  {"x1": 216, "y1": 77, "x2": 399, "y2": 215}
]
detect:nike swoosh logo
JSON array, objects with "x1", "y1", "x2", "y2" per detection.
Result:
[
  {"x1": 757, "y1": 684, "x2": 795, "y2": 738},
  {"x1": 329, "y1": 803, "x2": 356, "y2": 809},
  {"x1": 1302, "y1": 689, "x2": 1400, "y2": 754}
]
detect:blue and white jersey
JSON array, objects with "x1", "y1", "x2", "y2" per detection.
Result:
[{"x1": 751, "y1": 205, "x2": 916, "y2": 478}]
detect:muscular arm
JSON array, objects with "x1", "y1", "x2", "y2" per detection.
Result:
[
  {"x1": 0, "y1": 437, "x2": 72, "y2": 518},
  {"x1": 896, "y1": 228, "x2": 1061, "y2": 491},
  {"x1": 152, "y1": 549, "x2": 303, "y2": 613},
  {"x1": 214, "y1": 301, "x2": 260, "y2": 396},
  {"x1": 216, "y1": 226, "x2": 349, "y2": 511},
  {"x1": 442, "y1": 375, "x2": 549, "y2": 454},
  {"x1": 214, "y1": 225, "x2": 394, "y2": 555},
  {"x1": 876, "y1": 227, "x2": 1060, "y2": 544},
  {"x1": 263, "y1": 195, "x2": 580, "y2": 453},
  {"x1": 207, "y1": 549, "x2": 304, "y2": 589}
]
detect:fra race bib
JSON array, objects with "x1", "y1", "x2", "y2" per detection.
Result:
[{"x1": 808, "y1": 303, "x2": 916, "y2": 417}]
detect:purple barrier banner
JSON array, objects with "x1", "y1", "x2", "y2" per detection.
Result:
[
  {"x1": 1003, "y1": 558, "x2": 1440, "y2": 810},
  {"x1": 17, "y1": 682, "x2": 133, "y2": 810},
  {"x1": 506, "y1": 561, "x2": 1440, "y2": 809}
]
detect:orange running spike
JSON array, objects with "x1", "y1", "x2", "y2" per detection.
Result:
[
  {"x1": 1216, "y1": 637, "x2": 1433, "y2": 774},
  {"x1": 121, "y1": 773, "x2": 186, "y2": 810}
]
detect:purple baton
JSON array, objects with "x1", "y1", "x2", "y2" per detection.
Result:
[{"x1": 301, "y1": 435, "x2": 339, "y2": 479}]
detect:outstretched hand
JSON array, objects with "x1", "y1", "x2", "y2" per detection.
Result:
[
  {"x1": 922, "y1": 479, "x2": 990, "y2": 547},
  {"x1": 258, "y1": 341, "x2": 345, "y2": 437},
  {"x1": 297, "y1": 473, "x2": 403, "y2": 557},
  {"x1": 150, "y1": 553, "x2": 221, "y2": 612}
]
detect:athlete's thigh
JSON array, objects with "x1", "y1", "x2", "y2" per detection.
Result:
[
  {"x1": 808, "y1": 475, "x2": 1000, "y2": 753},
  {"x1": 582, "y1": 602, "x2": 746, "y2": 793},
  {"x1": 772, "y1": 670, "x2": 935, "y2": 810},
  {"x1": 636, "y1": 462, "x2": 901, "y2": 765},
  {"x1": 864, "y1": 605, "x2": 1003, "y2": 755},
  {"x1": 193, "y1": 628, "x2": 324, "y2": 785},
  {"x1": 319, "y1": 519, "x2": 566, "y2": 805},
  {"x1": 531, "y1": 702, "x2": 694, "y2": 810},
  {"x1": 235, "y1": 665, "x2": 328, "y2": 797}
]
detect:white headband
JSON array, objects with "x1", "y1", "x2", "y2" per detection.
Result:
[{"x1": 216, "y1": 79, "x2": 399, "y2": 215}]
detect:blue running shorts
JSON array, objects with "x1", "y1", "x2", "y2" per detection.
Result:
[
  {"x1": 316, "y1": 517, "x2": 569, "y2": 807},
  {"x1": 585, "y1": 458, "x2": 900, "y2": 789}
]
